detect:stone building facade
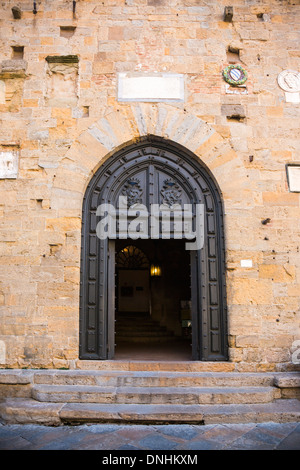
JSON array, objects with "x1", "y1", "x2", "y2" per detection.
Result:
[{"x1": 0, "y1": 0, "x2": 299, "y2": 371}]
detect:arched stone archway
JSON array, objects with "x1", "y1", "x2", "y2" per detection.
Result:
[
  {"x1": 79, "y1": 135, "x2": 228, "y2": 361},
  {"x1": 51, "y1": 103, "x2": 244, "y2": 202}
]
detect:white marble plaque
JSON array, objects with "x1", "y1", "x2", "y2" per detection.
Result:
[
  {"x1": 0, "y1": 341, "x2": 5, "y2": 364},
  {"x1": 241, "y1": 260, "x2": 253, "y2": 268},
  {"x1": 0, "y1": 150, "x2": 19, "y2": 179},
  {"x1": 278, "y1": 70, "x2": 300, "y2": 93},
  {"x1": 118, "y1": 73, "x2": 184, "y2": 102},
  {"x1": 225, "y1": 83, "x2": 248, "y2": 95},
  {"x1": 285, "y1": 92, "x2": 300, "y2": 103},
  {"x1": 0, "y1": 81, "x2": 5, "y2": 104},
  {"x1": 287, "y1": 165, "x2": 300, "y2": 192}
]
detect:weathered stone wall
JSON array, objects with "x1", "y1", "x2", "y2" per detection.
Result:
[{"x1": 0, "y1": 0, "x2": 299, "y2": 370}]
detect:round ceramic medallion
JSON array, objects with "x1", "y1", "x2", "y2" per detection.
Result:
[{"x1": 223, "y1": 64, "x2": 248, "y2": 86}]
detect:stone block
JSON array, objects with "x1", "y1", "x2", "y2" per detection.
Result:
[
  {"x1": 230, "y1": 279, "x2": 273, "y2": 305},
  {"x1": 259, "y1": 264, "x2": 296, "y2": 282},
  {"x1": 221, "y1": 104, "x2": 246, "y2": 118},
  {"x1": 45, "y1": 217, "x2": 81, "y2": 232},
  {"x1": 108, "y1": 26, "x2": 124, "y2": 40},
  {"x1": 236, "y1": 336, "x2": 260, "y2": 348},
  {"x1": 263, "y1": 192, "x2": 299, "y2": 206},
  {"x1": 0, "y1": 60, "x2": 27, "y2": 77}
]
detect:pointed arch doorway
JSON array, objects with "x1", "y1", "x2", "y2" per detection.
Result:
[{"x1": 79, "y1": 136, "x2": 228, "y2": 361}]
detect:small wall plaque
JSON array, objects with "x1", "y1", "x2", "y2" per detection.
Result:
[
  {"x1": 278, "y1": 70, "x2": 300, "y2": 103},
  {"x1": 286, "y1": 164, "x2": 300, "y2": 193},
  {"x1": 117, "y1": 73, "x2": 184, "y2": 102},
  {"x1": 241, "y1": 260, "x2": 253, "y2": 268},
  {"x1": 0, "y1": 149, "x2": 19, "y2": 179},
  {"x1": 225, "y1": 83, "x2": 247, "y2": 95}
]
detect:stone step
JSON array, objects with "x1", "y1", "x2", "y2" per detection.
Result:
[
  {"x1": 31, "y1": 384, "x2": 279, "y2": 405},
  {"x1": 75, "y1": 360, "x2": 238, "y2": 372},
  {"x1": 116, "y1": 319, "x2": 163, "y2": 325},
  {"x1": 115, "y1": 314, "x2": 176, "y2": 341},
  {"x1": 116, "y1": 328, "x2": 171, "y2": 335},
  {"x1": 274, "y1": 374, "x2": 300, "y2": 388},
  {"x1": 0, "y1": 398, "x2": 63, "y2": 426},
  {"x1": 274, "y1": 373, "x2": 300, "y2": 399},
  {"x1": 116, "y1": 320, "x2": 164, "y2": 328},
  {"x1": 116, "y1": 336, "x2": 176, "y2": 343},
  {"x1": 116, "y1": 332, "x2": 173, "y2": 337},
  {"x1": 1, "y1": 398, "x2": 299, "y2": 426},
  {"x1": 31, "y1": 370, "x2": 276, "y2": 388},
  {"x1": 116, "y1": 327, "x2": 166, "y2": 333},
  {"x1": 0, "y1": 370, "x2": 33, "y2": 399},
  {"x1": 116, "y1": 325, "x2": 165, "y2": 331}
]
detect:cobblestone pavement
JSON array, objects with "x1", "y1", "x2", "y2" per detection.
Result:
[{"x1": 0, "y1": 422, "x2": 300, "y2": 450}]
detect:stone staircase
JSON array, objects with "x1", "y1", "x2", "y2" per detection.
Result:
[
  {"x1": 115, "y1": 313, "x2": 176, "y2": 343},
  {"x1": 0, "y1": 364, "x2": 299, "y2": 426}
]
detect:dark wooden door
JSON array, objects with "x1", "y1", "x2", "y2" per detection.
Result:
[{"x1": 79, "y1": 136, "x2": 228, "y2": 361}]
